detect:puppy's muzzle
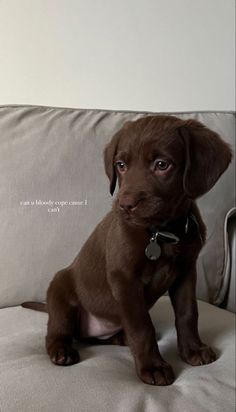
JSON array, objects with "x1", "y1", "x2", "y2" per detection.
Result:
[{"x1": 118, "y1": 195, "x2": 139, "y2": 213}]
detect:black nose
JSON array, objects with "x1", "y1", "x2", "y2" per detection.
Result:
[{"x1": 118, "y1": 196, "x2": 138, "y2": 212}]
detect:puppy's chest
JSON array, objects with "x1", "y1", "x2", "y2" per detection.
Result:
[{"x1": 140, "y1": 252, "x2": 177, "y2": 288}]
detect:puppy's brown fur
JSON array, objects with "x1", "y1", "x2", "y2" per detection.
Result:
[{"x1": 22, "y1": 115, "x2": 232, "y2": 385}]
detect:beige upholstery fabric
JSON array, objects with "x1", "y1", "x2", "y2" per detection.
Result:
[
  {"x1": 0, "y1": 106, "x2": 235, "y2": 412},
  {"x1": 0, "y1": 106, "x2": 235, "y2": 308},
  {"x1": 0, "y1": 297, "x2": 235, "y2": 412}
]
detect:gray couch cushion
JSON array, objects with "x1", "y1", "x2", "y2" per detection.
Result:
[
  {"x1": 0, "y1": 297, "x2": 235, "y2": 412},
  {"x1": 0, "y1": 106, "x2": 235, "y2": 307}
]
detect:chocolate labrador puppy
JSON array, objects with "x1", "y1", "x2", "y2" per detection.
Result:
[{"x1": 22, "y1": 115, "x2": 232, "y2": 385}]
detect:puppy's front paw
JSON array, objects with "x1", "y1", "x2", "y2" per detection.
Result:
[
  {"x1": 49, "y1": 344, "x2": 80, "y2": 366},
  {"x1": 138, "y1": 363, "x2": 175, "y2": 386},
  {"x1": 180, "y1": 345, "x2": 216, "y2": 366}
]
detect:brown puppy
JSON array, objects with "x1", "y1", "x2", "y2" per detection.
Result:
[{"x1": 22, "y1": 115, "x2": 232, "y2": 386}]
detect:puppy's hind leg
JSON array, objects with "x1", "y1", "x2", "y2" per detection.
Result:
[{"x1": 46, "y1": 268, "x2": 80, "y2": 366}]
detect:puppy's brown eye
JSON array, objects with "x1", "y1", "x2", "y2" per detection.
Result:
[
  {"x1": 115, "y1": 160, "x2": 127, "y2": 173},
  {"x1": 154, "y1": 159, "x2": 170, "y2": 171}
]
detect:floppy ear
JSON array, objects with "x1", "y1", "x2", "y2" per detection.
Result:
[
  {"x1": 179, "y1": 119, "x2": 232, "y2": 199},
  {"x1": 104, "y1": 121, "x2": 132, "y2": 195},
  {"x1": 104, "y1": 137, "x2": 117, "y2": 195},
  {"x1": 103, "y1": 130, "x2": 121, "y2": 195}
]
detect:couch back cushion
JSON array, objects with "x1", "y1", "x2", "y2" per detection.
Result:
[{"x1": 0, "y1": 106, "x2": 235, "y2": 308}]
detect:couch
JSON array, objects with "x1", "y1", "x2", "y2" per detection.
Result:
[{"x1": 0, "y1": 105, "x2": 235, "y2": 412}]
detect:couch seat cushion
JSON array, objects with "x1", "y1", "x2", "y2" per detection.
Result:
[{"x1": 0, "y1": 297, "x2": 235, "y2": 412}]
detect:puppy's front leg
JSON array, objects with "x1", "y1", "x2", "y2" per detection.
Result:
[
  {"x1": 109, "y1": 272, "x2": 174, "y2": 385},
  {"x1": 169, "y1": 264, "x2": 216, "y2": 366}
]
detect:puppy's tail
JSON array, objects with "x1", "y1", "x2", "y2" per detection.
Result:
[{"x1": 21, "y1": 301, "x2": 48, "y2": 313}]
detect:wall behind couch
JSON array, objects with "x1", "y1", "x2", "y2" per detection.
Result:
[{"x1": 0, "y1": 0, "x2": 235, "y2": 112}]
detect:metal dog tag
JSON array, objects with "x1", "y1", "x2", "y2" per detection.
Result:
[{"x1": 145, "y1": 239, "x2": 161, "y2": 260}]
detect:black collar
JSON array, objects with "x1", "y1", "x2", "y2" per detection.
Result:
[
  {"x1": 147, "y1": 212, "x2": 201, "y2": 245},
  {"x1": 148, "y1": 213, "x2": 191, "y2": 244},
  {"x1": 145, "y1": 212, "x2": 201, "y2": 260}
]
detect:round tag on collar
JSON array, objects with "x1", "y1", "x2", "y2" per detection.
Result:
[{"x1": 145, "y1": 240, "x2": 161, "y2": 260}]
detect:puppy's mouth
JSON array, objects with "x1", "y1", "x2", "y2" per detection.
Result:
[{"x1": 114, "y1": 196, "x2": 168, "y2": 227}]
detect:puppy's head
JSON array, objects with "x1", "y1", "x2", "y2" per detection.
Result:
[{"x1": 104, "y1": 115, "x2": 232, "y2": 227}]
